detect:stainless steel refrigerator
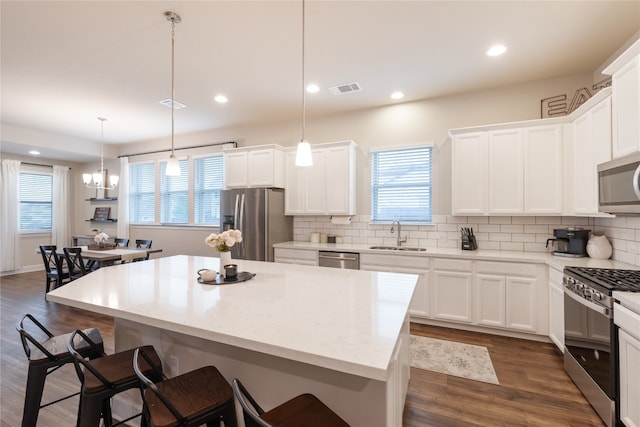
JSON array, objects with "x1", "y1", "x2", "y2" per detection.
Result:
[{"x1": 220, "y1": 188, "x2": 292, "y2": 261}]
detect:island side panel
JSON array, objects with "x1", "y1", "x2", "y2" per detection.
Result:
[{"x1": 113, "y1": 318, "x2": 408, "y2": 427}]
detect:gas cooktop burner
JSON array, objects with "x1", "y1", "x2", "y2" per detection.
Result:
[{"x1": 565, "y1": 266, "x2": 640, "y2": 292}]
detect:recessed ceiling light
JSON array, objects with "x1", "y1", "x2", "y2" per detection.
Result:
[
  {"x1": 214, "y1": 95, "x2": 228, "y2": 103},
  {"x1": 306, "y1": 84, "x2": 319, "y2": 93},
  {"x1": 487, "y1": 44, "x2": 507, "y2": 57},
  {"x1": 390, "y1": 91, "x2": 404, "y2": 100},
  {"x1": 28, "y1": 150, "x2": 40, "y2": 155}
]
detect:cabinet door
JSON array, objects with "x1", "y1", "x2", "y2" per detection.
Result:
[
  {"x1": 505, "y1": 276, "x2": 537, "y2": 332},
  {"x1": 548, "y1": 268, "x2": 565, "y2": 352},
  {"x1": 248, "y1": 149, "x2": 275, "y2": 187},
  {"x1": 284, "y1": 151, "x2": 305, "y2": 214},
  {"x1": 304, "y1": 149, "x2": 325, "y2": 214},
  {"x1": 591, "y1": 96, "x2": 612, "y2": 168},
  {"x1": 523, "y1": 125, "x2": 563, "y2": 214},
  {"x1": 324, "y1": 145, "x2": 355, "y2": 215},
  {"x1": 573, "y1": 113, "x2": 594, "y2": 214},
  {"x1": 619, "y1": 328, "x2": 640, "y2": 427},
  {"x1": 224, "y1": 151, "x2": 248, "y2": 188},
  {"x1": 611, "y1": 57, "x2": 640, "y2": 159},
  {"x1": 432, "y1": 269, "x2": 473, "y2": 323},
  {"x1": 476, "y1": 274, "x2": 506, "y2": 327},
  {"x1": 452, "y1": 133, "x2": 487, "y2": 214},
  {"x1": 488, "y1": 129, "x2": 523, "y2": 213}
]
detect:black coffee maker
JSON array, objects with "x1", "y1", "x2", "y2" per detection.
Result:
[{"x1": 546, "y1": 228, "x2": 590, "y2": 257}]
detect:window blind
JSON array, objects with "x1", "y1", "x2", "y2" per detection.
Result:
[
  {"x1": 194, "y1": 155, "x2": 224, "y2": 225},
  {"x1": 19, "y1": 172, "x2": 52, "y2": 230},
  {"x1": 160, "y1": 159, "x2": 188, "y2": 224},
  {"x1": 371, "y1": 146, "x2": 432, "y2": 222},
  {"x1": 129, "y1": 162, "x2": 156, "y2": 223}
]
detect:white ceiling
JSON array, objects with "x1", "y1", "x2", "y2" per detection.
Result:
[{"x1": 1, "y1": 1, "x2": 639, "y2": 162}]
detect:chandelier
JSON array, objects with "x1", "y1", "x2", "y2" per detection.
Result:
[{"x1": 82, "y1": 117, "x2": 119, "y2": 189}]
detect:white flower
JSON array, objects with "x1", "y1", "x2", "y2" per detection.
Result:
[
  {"x1": 204, "y1": 229, "x2": 242, "y2": 252},
  {"x1": 94, "y1": 232, "x2": 109, "y2": 243}
]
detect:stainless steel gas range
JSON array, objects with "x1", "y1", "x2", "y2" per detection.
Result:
[{"x1": 563, "y1": 267, "x2": 640, "y2": 427}]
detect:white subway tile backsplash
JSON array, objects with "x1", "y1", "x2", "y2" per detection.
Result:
[{"x1": 291, "y1": 214, "x2": 639, "y2": 267}]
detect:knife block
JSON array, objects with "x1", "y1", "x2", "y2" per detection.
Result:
[{"x1": 461, "y1": 235, "x2": 477, "y2": 251}]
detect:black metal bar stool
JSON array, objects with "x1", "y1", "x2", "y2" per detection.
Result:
[
  {"x1": 133, "y1": 347, "x2": 237, "y2": 427},
  {"x1": 16, "y1": 314, "x2": 104, "y2": 427},
  {"x1": 67, "y1": 330, "x2": 163, "y2": 427},
  {"x1": 232, "y1": 378, "x2": 350, "y2": 427}
]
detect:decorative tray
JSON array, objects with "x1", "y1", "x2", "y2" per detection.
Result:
[{"x1": 198, "y1": 272, "x2": 256, "y2": 285}]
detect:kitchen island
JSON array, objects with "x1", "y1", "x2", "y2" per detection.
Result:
[{"x1": 46, "y1": 255, "x2": 417, "y2": 426}]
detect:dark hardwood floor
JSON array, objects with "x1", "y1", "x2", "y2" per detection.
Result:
[{"x1": 1, "y1": 271, "x2": 604, "y2": 426}]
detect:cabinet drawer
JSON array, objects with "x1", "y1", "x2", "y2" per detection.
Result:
[
  {"x1": 274, "y1": 248, "x2": 317, "y2": 261},
  {"x1": 477, "y1": 261, "x2": 536, "y2": 276},
  {"x1": 433, "y1": 258, "x2": 472, "y2": 271},
  {"x1": 360, "y1": 253, "x2": 428, "y2": 270}
]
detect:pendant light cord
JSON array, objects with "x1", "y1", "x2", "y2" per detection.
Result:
[
  {"x1": 171, "y1": 18, "x2": 176, "y2": 156},
  {"x1": 301, "y1": 0, "x2": 306, "y2": 142}
]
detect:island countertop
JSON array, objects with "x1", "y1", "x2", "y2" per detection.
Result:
[{"x1": 46, "y1": 255, "x2": 417, "y2": 381}]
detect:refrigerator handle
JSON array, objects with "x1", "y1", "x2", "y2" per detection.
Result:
[
  {"x1": 239, "y1": 193, "x2": 246, "y2": 258},
  {"x1": 234, "y1": 194, "x2": 240, "y2": 229}
]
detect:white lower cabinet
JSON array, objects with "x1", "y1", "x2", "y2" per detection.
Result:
[
  {"x1": 475, "y1": 261, "x2": 538, "y2": 332},
  {"x1": 273, "y1": 248, "x2": 318, "y2": 266},
  {"x1": 360, "y1": 253, "x2": 430, "y2": 318},
  {"x1": 548, "y1": 267, "x2": 565, "y2": 352},
  {"x1": 432, "y1": 259, "x2": 473, "y2": 324},
  {"x1": 619, "y1": 328, "x2": 640, "y2": 427}
]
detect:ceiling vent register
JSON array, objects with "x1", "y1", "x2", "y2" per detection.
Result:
[{"x1": 329, "y1": 82, "x2": 362, "y2": 95}]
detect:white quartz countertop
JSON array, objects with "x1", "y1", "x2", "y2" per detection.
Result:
[
  {"x1": 274, "y1": 241, "x2": 638, "y2": 271},
  {"x1": 46, "y1": 255, "x2": 417, "y2": 381},
  {"x1": 614, "y1": 291, "x2": 640, "y2": 315}
]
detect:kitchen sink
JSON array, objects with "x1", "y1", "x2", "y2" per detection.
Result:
[{"x1": 369, "y1": 245, "x2": 426, "y2": 252}]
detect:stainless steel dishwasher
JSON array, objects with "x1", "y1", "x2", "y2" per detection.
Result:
[{"x1": 318, "y1": 251, "x2": 360, "y2": 270}]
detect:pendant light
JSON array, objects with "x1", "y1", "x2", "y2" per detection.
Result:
[
  {"x1": 82, "y1": 117, "x2": 119, "y2": 189},
  {"x1": 165, "y1": 11, "x2": 181, "y2": 176},
  {"x1": 295, "y1": 0, "x2": 313, "y2": 167}
]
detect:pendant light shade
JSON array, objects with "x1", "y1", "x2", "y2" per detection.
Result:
[
  {"x1": 165, "y1": 11, "x2": 181, "y2": 177},
  {"x1": 83, "y1": 117, "x2": 119, "y2": 189},
  {"x1": 295, "y1": 0, "x2": 313, "y2": 167}
]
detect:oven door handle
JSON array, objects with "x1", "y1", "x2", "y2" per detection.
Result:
[{"x1": 564, "y1": 287, "x2": 610, "y2": 317}]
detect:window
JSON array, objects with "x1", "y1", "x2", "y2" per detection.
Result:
[
  {"x1": 160, "y1": 159, "x2": 188, "y2": 224},
  {"x1": 129, "y1": 153, "x2": 224, "y2": 226},
  {"x1": 129, "y1": 162, "x2": 156, "y2": 223},
  {"x1": 194, "y1": 155, "x2": 224, "y2": 225},
  {"x1": 371, "y1": 146, "x2": 432, "y2": 223},
  {"x1": 19, "y1": 172, "x2": 52, "y2": 231}
]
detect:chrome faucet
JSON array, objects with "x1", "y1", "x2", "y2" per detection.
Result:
[{"x1": 390, "y1": 220, "x2": 407, "y2": 247}]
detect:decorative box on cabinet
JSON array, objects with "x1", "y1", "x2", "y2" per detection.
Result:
[
  {"x1": 284, "y1": 140, "x2": 357, "y2": 216},
  {"x1": 223, "y1": 145, "x2": 285, "y2": 188},
  {"x1": 603, "y1": 39, "x2": 640, "y2": 159}
]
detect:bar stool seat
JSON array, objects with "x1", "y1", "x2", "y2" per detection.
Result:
[
  {"x1": 232, "y1": 378, "x2": 349, "y2": 427},
  {"x1": 16, "y1": 314, "x2": 104, "y2": 427},
  {"x1": 133, "y1": 348, "x2": 237, "y2": 427},
  {"x1": 68, "y1": 330, "x2": 163, "y2": 427}
]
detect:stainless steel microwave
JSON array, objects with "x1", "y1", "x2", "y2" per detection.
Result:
[{"x1": 598, "y1": 152, "x2": 640, "y2": 214}]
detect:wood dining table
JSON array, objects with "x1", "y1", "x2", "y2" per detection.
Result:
[{"x1": 79, "y1": 247, "x2": 163, "y2": 268}]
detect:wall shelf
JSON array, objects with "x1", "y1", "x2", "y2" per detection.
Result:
[
  {"x1": 85, "y1": 197, "x2": 118, "y2": 202},
  {"x1": 85, "y1": 219, "x2": 118, "y2": 223}
]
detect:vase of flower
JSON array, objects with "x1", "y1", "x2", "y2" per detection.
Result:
[{"x1": 205, "y1": 229, "x2": 242, "y2": 277}]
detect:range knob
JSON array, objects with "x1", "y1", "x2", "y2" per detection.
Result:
[
  {"x1": 593, "y1": 292, "x2": 602, "y2": 301},
  {"x1": 576, "y1": 282, "x2": 585, "y2": 291},
  {"x1": 584, "y1": 288, "x2": 593, "y2": 299}
]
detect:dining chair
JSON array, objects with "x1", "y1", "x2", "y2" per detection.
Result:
[
  {"x1": 232, "y1": 378, "x2": 349, "y2": 427},
  {"x1": 114, "y1": 238, "x2": 129, "y2": 247},
  {"x1": 63, "y1": 247, "x2": 91, "y2": 281},
  {"x1": 16, "y1": 314, "x2": 104, "y2": 427},
  {"x1": 67, "y1": 330, "x2": 163, "y2": 427},
  {"x1": 39, "y1": 245, "x2": 70, "y2": 293},
  {"x1": 133, "y1": 347, "x2": 237, "y2": 427},
  {"x1": 135, "y1": 239, "x2": 152, "y2": 261}
]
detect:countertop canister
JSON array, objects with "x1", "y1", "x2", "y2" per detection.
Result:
[{"x1": 586, "y1": 235, "x2": 612, "y2": 260}]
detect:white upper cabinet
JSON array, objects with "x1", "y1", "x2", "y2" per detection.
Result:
[
  {"x1": 284, "y1": 141, "x2": 357, "y2": 216},
  {"x1": 603, "y1": 39, "x2": 640, "y2": 159},
  {"x1": 451, "y1": 121, "x2": 564, "y2": 216},
  {"x1": 223, "y1": 145, "x2": 285, "y2": 188},
  {"x1": 572, "y1": 90, "x2": 612, "y2": 215}
]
